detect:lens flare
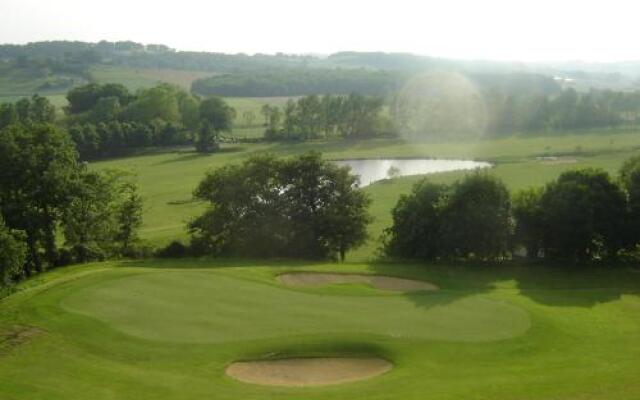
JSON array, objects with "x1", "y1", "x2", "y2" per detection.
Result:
[{"x1": 393, "y1": 71, "x2": 488, "y2": 141}]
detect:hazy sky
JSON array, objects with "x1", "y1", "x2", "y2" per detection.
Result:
[{"x1": 1, "y1": 0, "x2": 638, "y2": 62}]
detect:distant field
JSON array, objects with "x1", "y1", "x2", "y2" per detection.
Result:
[
  {"x1": 88, "y1": 65, "x2": 214, "y2": 91},
  {"x1": 0, "y1": 64, "x2": 216, "y2": 106},
  {"x1": 93, "y1": 131, "x2": 640, "y2": 258}
]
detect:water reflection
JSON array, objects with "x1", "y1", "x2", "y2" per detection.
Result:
[{"x1": 334, "y1": 159, "x2": 491, "y2": 187}]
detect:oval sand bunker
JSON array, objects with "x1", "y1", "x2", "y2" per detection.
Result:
[
  {"x1": 226, "y1": 357, "x2": 393, "y2": 387},
  {"x1": 278, "y1": 272, "x2": 438, "y2": 292}
]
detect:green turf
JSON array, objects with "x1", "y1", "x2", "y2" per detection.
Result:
[
  {"x1": 1, "y1": 260, "x2": 640, "y2": 399},
  {"x1": 92, "y1": 130, "x2": 640, "y2": 258},
  {"x1": 61, "y1": 269, "x2": 529, "y2": 343},
  {"x1": 4, "y1": 131, "x2": 640, "y2": 399}
]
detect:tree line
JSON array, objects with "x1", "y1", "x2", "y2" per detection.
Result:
[
  {"x1": 192, "y1": 68, "x2": 405, "y2": 97},
  {"x1": 63, "y1": 83, "x2": 235, "y2": 158},
  {"x1": 261, "y1": 94, "x2": 392, "y2": 141},
  {"x1": 383, "y1": 158, "x2": 640, "y2": 263},
  {"x1": 483, "y1": 88, "x2": 640, "y2": 135},
  {"x1": 0, "y1": 121, "x2": 143, "y2": 288}
]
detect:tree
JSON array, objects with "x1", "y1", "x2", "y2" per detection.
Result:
[
  {"x1": 195, "y1": 121, "x2": 220, "y2": 153},
  {"x1": 280, "y1": 152, "x2": 372, "y2": 260},
  {"x1": 439, "y1": 173, "x2": 512, "y2": 260},
  {"x1": 540, "y1": 169, "x2": 628, "y2": 261},
  {"x1": 189, "y1": 152, "x2": 371, "y2": 260},
  {"x1": 512, "y1": 188, "x2": 545, "y2": 258},
  {"x1": 619, "y1": 155, "x2": 640, "y2": 245},
  {"x1": 63, "y1": 170, "x2": 116, "y2": 262},
  {"x1": 264, "y1": 106, "x2": 283, "y2": 140},
  {"x1": 242, "y1": 110, "x2": 256, "y2": 127},
  {"x1": 383, "y1": 180, "x2": 448, "y2": 260},
  {"x1": 386, "y1": 165, "x2": 401, "y2": 180},
  {"x1": 260, "y1": 104, "x2": 271, "y2": 126},
  {"x1": 122, "y1": 84, "x2": 180, "y2": 123},
  {"x1": 114, "y1": 181, "x2": 143, "y2": 255},
  {"x1": 0, "y1": 123, "x2": 80, "y2": 273},
  {"x1": 0, "y1": 216, "x2": 27, "y2": 285},
  {"x1": 0, "y1": 103, "x2": 17, "y2": 130},
  {"x1": 66, "y1": 83, "x2": 131, "y2": 115},
  {"x1": 199, "y1": 97, "x2": 234, "y2": 132}
]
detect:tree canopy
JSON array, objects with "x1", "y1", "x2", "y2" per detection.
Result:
[
  {"x1": 189, "y1": 152, "x2": 371, "y2": 260},
  {"x1": 383, "y1": 173, "x2": 512, "y2": 261}
]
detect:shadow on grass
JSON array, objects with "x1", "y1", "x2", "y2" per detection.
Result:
[
  {"x1": 116, "y1": 257, "x2": 640, "y2": 309},
  {"x1": 370, "y1": 260, "x2": 640, "y2": 309},
  {"x1": 152, "y1": 146, "x2": 246, "y2": 165}
]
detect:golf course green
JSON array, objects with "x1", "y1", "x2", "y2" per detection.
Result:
[
  {"x1": 1, "y1": 259, "x2": 640, "y2": 399},
  {"x1": 2, "y1": 131, "x2": 640, "y2": 399}
]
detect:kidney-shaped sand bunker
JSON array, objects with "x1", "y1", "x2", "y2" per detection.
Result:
[
  {"x1": 278, "y1": 272, "x2": 439, "y2": 292},
  {"x1": 226, "y1": 357, "x2": 393, "y2": 387}
]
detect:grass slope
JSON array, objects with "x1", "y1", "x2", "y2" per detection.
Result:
[
  {"x1": 1, "y1": 260, "x2": 639, "y2": 399},
  {"x1": 88, "y1": 65, "x2": 214, "y2": 91},
  {"x1": 93, "y1": 131, "x2": 640, "y2": 258}
]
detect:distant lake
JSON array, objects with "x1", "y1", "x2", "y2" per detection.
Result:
[{"x1": 334, "y1": 158, "x2": 491, "y2": 187}]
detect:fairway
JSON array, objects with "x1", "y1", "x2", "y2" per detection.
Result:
[
  {"x1": 1, "y1": 260, "x2": 640, "y2": 399},
  {"x1": 92, "y1": 130, "x2": 640, "y2": 259}
]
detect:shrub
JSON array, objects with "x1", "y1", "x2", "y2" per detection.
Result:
[{"x1": 156, "y1": 241, "x2": 189, "y2": 258}]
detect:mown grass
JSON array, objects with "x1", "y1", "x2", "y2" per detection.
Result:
[
  {"x1": 3, "y1": 131, "x2": 640, "y2": 399},
  {"x1": 0, "y1": 259, "x2": 639, "y2": 399},
  {"x1": 93, "y1": 130, "x2": 640, "y2": 259}
]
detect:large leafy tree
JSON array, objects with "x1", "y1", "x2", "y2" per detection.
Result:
[
  {"x1": 199, "y1": 97, "x2": 235, "y2": 132},
  {"x1": 383, "y1": 181, "x2": 448, "y2": 260},
  {"x1": 0, "y1": 123, "x2": 79, "y2": 272},
  {"x1": 190, "y1": 152, "x2": 371, "y2": 260},
  {"x1": 540, "y1": 169, "x2": 628, "y2": 261},
  {"x1": 62, "y1": 169, "x2": 141, "y2": 261},
  {"x1": 280, "y1": 152, "x2": 372, "y2": 260},
  {"x1": 439, "y1": 173, "x2": 512, "y2": 260}
]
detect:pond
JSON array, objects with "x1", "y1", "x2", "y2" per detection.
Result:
[{"x1": 333, "y1": 158, "x2": 491, "y2": 186}]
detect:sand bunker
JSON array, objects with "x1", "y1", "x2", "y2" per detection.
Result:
[
  {"x1": 277, "y1": 272, "x2": 438, "y2": 292},
  {"x1": 226, "y1": 357, "x2": 392, "y2": 387}
]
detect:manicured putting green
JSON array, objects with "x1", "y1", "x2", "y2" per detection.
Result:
[{"x1": 61, "y1": 270, "x2": 530, "y2": 343}]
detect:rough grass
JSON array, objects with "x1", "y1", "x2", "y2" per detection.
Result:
[
  {"x1": 0, "y1": 260, "x2": 639, "y2": 399},
  {"x1": 88, "y1": 65, "x2": 214, "y2": 91}
]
